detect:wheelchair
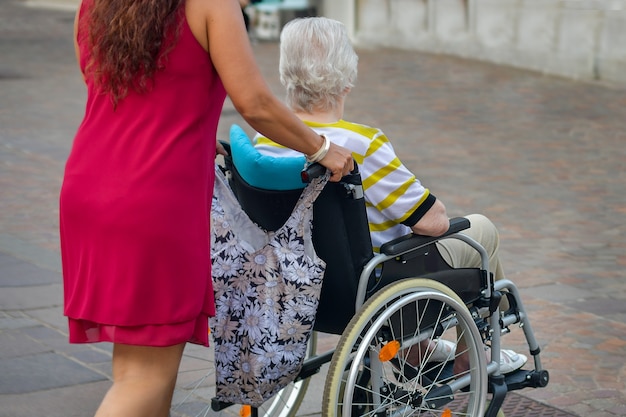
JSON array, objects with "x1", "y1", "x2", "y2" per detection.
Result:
[{"x1": 171, "y1": 140, "x2": 549, "y2": 417}]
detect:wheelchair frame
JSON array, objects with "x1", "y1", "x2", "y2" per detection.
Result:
[{"x1": 170, "y1": 155, "x2": 549, "y2": 417}]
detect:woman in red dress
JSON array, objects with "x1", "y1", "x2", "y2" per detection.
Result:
[{"x1": 59, "y1": 0, "x2": 353, "y2": 415}]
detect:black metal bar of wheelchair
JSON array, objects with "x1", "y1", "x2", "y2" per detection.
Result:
[
  {"x1": 210, "y1": 350, "x2": 336, "y2": 412},
  {"x1": 295, "y1": 349, "x2": 335, "y2": 381}
]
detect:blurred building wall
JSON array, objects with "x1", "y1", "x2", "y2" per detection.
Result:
[
  {"x1": 30, "y1": 0, "x2": 626, "y2": 85},
  {"x1": 324, "y1": 0, "x2": 626, "y2": 86}
]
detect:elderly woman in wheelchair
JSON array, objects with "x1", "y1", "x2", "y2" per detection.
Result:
[
  {"x1": 182, "y1": 16, "x2": 548, "y2": 417},
  {"x1": 252, "y1": 17, "x2": 527, "y2": 376}
]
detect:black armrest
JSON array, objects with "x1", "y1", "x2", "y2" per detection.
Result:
[{"x1": 380, "y1": 217, "x2": 471, "y2": 256}]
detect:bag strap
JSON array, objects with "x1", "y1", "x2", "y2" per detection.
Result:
[
  {"x1": 292, "y1": 169, "x2": 330, "y2": 211},
  {"x1": 213, "y1": 164, "x2": 241, "y2": 212}
]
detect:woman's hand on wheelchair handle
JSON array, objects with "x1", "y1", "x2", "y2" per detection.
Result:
[
  {"x1": 216, "y1": 140, "x2": 228, "y2": 157},
  {"x1": 318, "y1": 142, "x2": 354, "y2": 182}
]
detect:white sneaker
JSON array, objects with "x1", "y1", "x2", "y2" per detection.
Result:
[{"x1": 499, "y1": 349, "x2": 528, "y2": 374}]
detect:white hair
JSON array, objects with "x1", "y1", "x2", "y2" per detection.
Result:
[{"x1": 279, "y1": 17, "x2": 358, "y2": 113}]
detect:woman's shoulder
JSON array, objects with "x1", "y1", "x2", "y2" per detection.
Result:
[
  {"x1": 184, "y1": 0, "x2": 249, "y2": 52},
  {"x1": 184, "y1": 0, "x2": 212, "y2": 51}
]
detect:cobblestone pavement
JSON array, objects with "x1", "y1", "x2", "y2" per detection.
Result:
[{"x1": 1, "y1": 1, "x2": 625, "y2": 416}]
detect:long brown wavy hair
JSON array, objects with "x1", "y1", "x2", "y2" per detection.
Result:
[{"x1": 82, "y1": 0, "x2": 184, "y2": 106}]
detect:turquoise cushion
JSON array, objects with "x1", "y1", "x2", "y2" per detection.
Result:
[{"x1": 229, "y1": 124, "x2": 306, "y2": 190}]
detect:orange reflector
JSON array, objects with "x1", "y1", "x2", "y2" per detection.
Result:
[
  {"x1": 442, "y1": 409, "x2": 452, "y2": 417},
  {"x1": 240, "y1": 405, "x2": 251, "y2": 417},
  {"x1": 378, "y1": 340, "x2": 401, "y2": 362}
]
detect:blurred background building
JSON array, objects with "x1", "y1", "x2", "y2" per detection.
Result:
[
  {"x1": 29, "y1": 0, "x2": 626, "y2": 86},
  {"x1": 342, "y1": 0, "x2": 626, "y2": 86}
]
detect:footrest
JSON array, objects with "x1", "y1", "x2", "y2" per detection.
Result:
[{"x1": 504, "y1": 368, "x2": 550, "y2": 391}]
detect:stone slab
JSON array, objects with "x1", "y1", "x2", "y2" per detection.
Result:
[
  {"x1": 0, "y1": 351, "x2": 105, "y2": 395},
  {"x1": 0, "y1": 251, "x2": 61, "y2": 287},
  {"x1": 0, "y1": 380, "x2": 108, "y2": 417},
  {"x1": 0, "y1": 283, "x2": 63, "y2": 310}
]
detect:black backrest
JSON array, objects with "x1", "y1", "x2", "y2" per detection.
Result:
[{"x1": 222, "y1": 151, "x2": 374, "y2": 335}]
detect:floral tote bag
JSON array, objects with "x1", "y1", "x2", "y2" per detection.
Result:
[{"x1": 210, "y1": 164, "x2": 329, "y2": 407}]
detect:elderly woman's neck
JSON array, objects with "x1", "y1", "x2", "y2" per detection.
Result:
[
  {"x1": 294, "y1": 109, "x2": 342, "y2": 123},
  {"x1": 293, "y1": 97, "x2": 346, "y2": 124},
  {"x1": 296, "y1": 112, "x2": 341, "y2": 123}
]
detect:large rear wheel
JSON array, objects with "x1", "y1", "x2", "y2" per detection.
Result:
[{"x1": 323, "y1": 278, "x2": 487, "y2": 416}]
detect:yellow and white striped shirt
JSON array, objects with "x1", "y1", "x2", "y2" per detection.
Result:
[{"x1": 254, "y1": 119, "x2": 435, "y2": 252}]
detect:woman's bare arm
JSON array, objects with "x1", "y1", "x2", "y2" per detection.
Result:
[{"x1": 185, "y1": 0, "x2": 352, "y2": 179}]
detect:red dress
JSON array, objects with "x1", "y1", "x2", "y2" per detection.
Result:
[{"x1": 59, "y1": 4, "x2": 225, "y2": 346}]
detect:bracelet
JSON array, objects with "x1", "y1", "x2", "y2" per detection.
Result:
[{"x1": 306, "y1": 135, "x2": 330, "y2": 163}]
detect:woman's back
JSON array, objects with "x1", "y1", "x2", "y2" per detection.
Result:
[{"x1": 61, "y1": 1, "x2": 226, "y2": 346}]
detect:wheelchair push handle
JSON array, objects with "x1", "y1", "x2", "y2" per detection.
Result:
[
  {"x1": 300, "y1": 163, "x2": 327, "y2": 183},
  {"x1": 301, "y1": 163, "x2": 361, "y2": 184}
]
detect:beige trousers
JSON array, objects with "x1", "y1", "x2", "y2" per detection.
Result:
[{"x1": 436, "y1": 213, "x2": 508, "y2": 309}]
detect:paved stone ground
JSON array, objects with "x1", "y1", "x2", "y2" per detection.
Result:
[{"x1": 1, "y1": 1, "x2": 625, "y2": 416}]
